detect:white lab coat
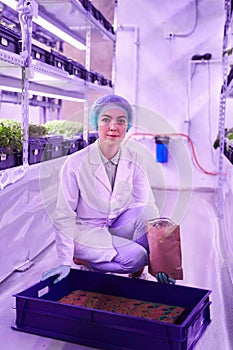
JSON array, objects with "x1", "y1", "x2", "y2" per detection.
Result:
[{"x1": 53, "y1": 140, "x2": 159, "y2": 266}]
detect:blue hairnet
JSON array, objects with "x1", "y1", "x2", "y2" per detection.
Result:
[{"x1": 90, "y1": 94, "x2": 133, "y2": 131}]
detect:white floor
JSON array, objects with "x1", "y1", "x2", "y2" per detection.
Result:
[{"x1": 0, "y1": 188, "x2": 232, "y2": 350}]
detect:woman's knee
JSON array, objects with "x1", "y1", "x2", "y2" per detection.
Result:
[{"x1": 114, "y1": 243, "x2": 148, "y2": 272}]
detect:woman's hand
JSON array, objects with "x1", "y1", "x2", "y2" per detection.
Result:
[
  {"x1": 156, "y1": 272, "x2": 176, "y2": 284},
  {"x1": 41, "y1": 265, "x2": 71, "y2": 284}
]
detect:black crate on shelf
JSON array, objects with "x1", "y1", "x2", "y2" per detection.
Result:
[
  {"x1": 79, "y1": 0, "x2": 91, "y2": 11},
  {"x1": 96, "y1": 73, "x2": 106, "y2": 86},
  {"x1": 88, "y1": 132, "x2": 98, "y2": 144},
  {"x1": 0, "y1": 149, "x2": 19, "y2": 170},
  {"x1": 98, "y1": 74, "x2": 110, "y2": 86},
  {"x1": 49, "y1": 50, "x2": 69, "y2": 72},
  {"x1": 227, "y1": 66, "x2": 233, "y2": 86},
  {"x1": 16, "y1": 151, "x2": 23, "y2": 166},
  {"x1": 63, "y1": 136, "x2": 86, "y2": 156},
  {"x1": 102, "y1": 77, "x2": 108, "y2": 86},
  {"x1": 74, "y1": 135, "x2": 87, "y2": 153},
  {"x1": 63, "y1": 138, "x2": 75, "y2": 156},
  {"x1": 98, "y1": 11, "x2": 106, "y2": 26},
  {"x1": 65, "y1": 59, "x2": 75, "y2": 75},
  {"x1": 89, "y1": 4, "x2": 114, "y2": 34},
  {"x1": 0, "y1": 25, "x2": 20, "y2": 54},
  {"x1": 87, "y1": 70, "x2": 98, "y2": 84},
  {"x1": 224, "y1": 139, "x2": 229, "y2": 159},
  {"x1": 106, "y1": 79, "x2": 113, "y2": 88},
  {"x1": 224, "y1": 139, "x2": 233, "y2": 164},
  {"x1": 76, "y1": 136, "x2": 87, "y2": 151},
  {"x1": 229, "y1": 144, "x2": 233, "y2": 164},
  {"x1": 0, "y1": 149, "x2": 22, "y2": 169},
  {"x1": 67, "y1": 59, "x2": 87, "y2": 80},
  {"x1": 28, "y1": 138, "x2": 48, "y2": 165},
  {"x1": 90, "y1": 4, "x2": 101, "y2": 21},
  {"x1": 102, "y1": 18, "x2": 115, "y2": 35},
  {"x1": 31, "y1": 44, "x2": 50, "y2": 64},
  {"x1": 73, "y1": 61, "x2": 87, "y2": 80},
  {"x1": 45, "y1": 135, "x2": 64, "y2": 160}
]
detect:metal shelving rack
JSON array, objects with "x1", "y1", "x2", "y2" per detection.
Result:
[
  {"x1": 35, "y1": 0, "x2": 115, "y2": 42},
  {"x1": 0, "y1": 0, "x2": 116, "y2": 188},
  {"x1": 0, "y1": 1, "x2": 115, "y2": 100},
  {"x1": 216, "y1": 0, "x2": 232, "y2": 217}
]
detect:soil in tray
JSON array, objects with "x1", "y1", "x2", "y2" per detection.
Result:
[{"x1": 58, "y1": 290, "x2": 185, "y2": 324}]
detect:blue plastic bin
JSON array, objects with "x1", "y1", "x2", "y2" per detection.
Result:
[{"x1": 12, "y1": 269, "x2": 211, "y2": 350}]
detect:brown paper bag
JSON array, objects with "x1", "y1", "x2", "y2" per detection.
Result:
[{"x1": 146, "y1": 218, "x2": 183, "y2": 280}]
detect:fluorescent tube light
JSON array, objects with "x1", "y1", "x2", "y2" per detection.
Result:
[
  {"x1": 0, "y1": 85, "x2": 21, "y2": 93},
  {"x1": 0, "y1": 0, "x2": 17, "y2": 10},
  {"x1": 0, "y1": 85, "x2": 85, "y2": 102},
  {"x1": 29, "y1": 90, "x2": 85, "y2": 102},
  {"x1": 0, "y1": 0, "x2": 86, "y2": 50},
  {"x1": 33, "y1": 16, "x2": 86, "y2": 51}
]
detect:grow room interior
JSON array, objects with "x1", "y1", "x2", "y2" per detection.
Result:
[{"x1": 0, "y1": 1, "x2": 233, "y2": 350}]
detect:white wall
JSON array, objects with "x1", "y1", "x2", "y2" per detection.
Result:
[
  {"x1": 115, "y1": 6, "x2": 233, "y2": 349},
  {"x1": 115, "y1": 0, "x2": 225, "y2": 189}
]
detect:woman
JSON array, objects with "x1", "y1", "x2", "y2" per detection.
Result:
[{"x1": 41, "y1": 94, "x2": 171, "y2": 284}]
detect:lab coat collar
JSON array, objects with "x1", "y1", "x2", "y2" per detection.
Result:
[
  {"x1": 89, "y1": 139, "x2": 126, "y2": 165},
  {"x1": 88, "y1": 140, "x2": 133, "y2": 192},
  {"x1": 98, "y1": 142, "x2": 121, "y2": 166}
]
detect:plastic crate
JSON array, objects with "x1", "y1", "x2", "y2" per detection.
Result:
[
  {"x1": 28, "y1": 138, "x2": 48, "y2": 164},
  {"x1": 49, "y1": 50, "x2": 69, "y2": 71},
  {"x1": 87, "y1": 70, "x2": 98, "y2": 84},
  {"x1": 89, "y1": 4, "x2": 114, "y2": 34},
  {"x1": 31, "y1": 44, "x2": 50, "y2": 63},
  {"x1": 98, "y1": 11, "x2": 106, "y2": 26},
  {"x1": 96, "y1": 73, "x2": 106, "y2": 86},
  {"x1": 90, "y1": 4, "x2": 101, "y2": 21},
  {"x1": 62, "y1": 138, "x2": 77, "y2": 156},
  {"x1": 224, "y1": 139, "x2": 233, "y2": 164},
  {"x1": 0, "y1": 25, "x2": 20, "y2": 54},
  {"x1": 62, "y1": 136, "x2": 86, "y2": 156},
  {"x1": 73, "y1": 61, "x2": 87, "y2": 80},
  {"x1": 66, "y1": 59, "x2": 87, "y2": 80},
  {"x1": 0, "y1": 150, "x2": 19, "y2": 170},
  {"x1": 44, "y1": 135, "x2": 64, "y2": 160},
  {"x1": 102, "y1": 18, "x2": 115, "y2": 35},
  {"x1": 13, "y1": 269, "x2": 211, "y2": 350},
  {"x1": 88, "y1": 132, "x2": 98, "y2": 144},
  {"x1": 79, "y1": 0, "x2": 91, "y2": 11},
  {"x1": 106, "y1": 79, "x2": 113, "y2": 88}
]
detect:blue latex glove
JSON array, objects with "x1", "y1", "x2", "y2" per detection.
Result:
[
  {"x1": 156, "y1": 272, "x2": 176, "y2": 285},
  {"x1": 41, "y1": 265, "x2": 71, "y2": 284}
]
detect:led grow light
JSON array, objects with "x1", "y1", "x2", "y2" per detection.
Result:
[
  {"x1": 0, "y1": 0, "x2": 86, "y2": 51},
  {"x1": 0, "y1": 85, "x2": 21, "y2": 93},
  {"x1": 33, "y1": 16, "x2": 86, "y2": 51},
  {"x1": 29, "y1": 90, "x2": 85, "y2": 102},
  {"x1": 0, "y1": 85, "x2": 85, "y2": 102},
  {"x1": 0, "y1": 0, "x2": 16, "y2": 10}
]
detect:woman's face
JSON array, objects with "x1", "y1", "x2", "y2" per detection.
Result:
[{"x1": 97, "y1": 108, "x2": 128, "y2": 147}]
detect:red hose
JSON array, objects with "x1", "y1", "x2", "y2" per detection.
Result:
[{"x1": 126, "y1": 132, "x2": 218, "y2": 176}]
